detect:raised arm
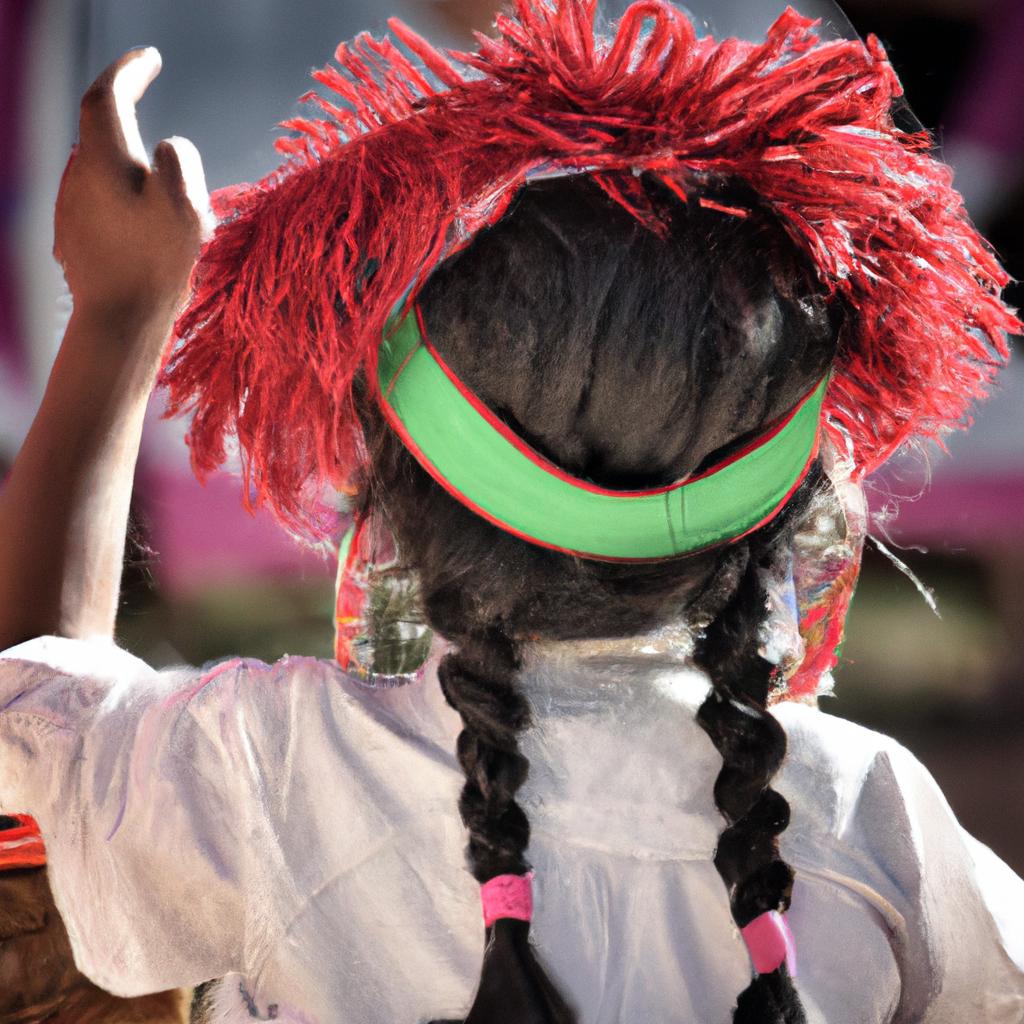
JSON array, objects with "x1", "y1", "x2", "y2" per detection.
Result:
[{"x1": 0, "y1": 49, "x2": 208, "y2": 651}]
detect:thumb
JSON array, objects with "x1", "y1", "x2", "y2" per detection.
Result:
[
  {"x1": 52, "y1": 144, "x2": 80, "y2": 266},
  {"x1": 153, "y1": 136, "x2": 214, "y2": 239}
]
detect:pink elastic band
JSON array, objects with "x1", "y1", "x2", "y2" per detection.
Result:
[
  {"x1": 741, "y1": 910, "x2": 797, "y2": 977},
  {"x1": 480, "y1": 872, "x2": 534, "y2": 928}
]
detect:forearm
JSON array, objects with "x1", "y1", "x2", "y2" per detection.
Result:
[
  {"x1": 0, "y1": 48, "x2": 205, "y2": 651},
  {"x1": 0, "y1": 305, "x2": 174, "y2": 649}
]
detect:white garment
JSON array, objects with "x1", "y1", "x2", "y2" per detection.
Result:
[{"x1": 0, "y1": 634, "x2": 1021, "y2": 1024}]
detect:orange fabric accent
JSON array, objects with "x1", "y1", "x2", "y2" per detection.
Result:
[{"x1": 0, "y1": 814, "x2": 46, "y2": 871}]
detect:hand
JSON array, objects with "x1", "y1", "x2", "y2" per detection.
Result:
[{"x1": 54, "y1": 48, "x2": 211, "y2": 331}]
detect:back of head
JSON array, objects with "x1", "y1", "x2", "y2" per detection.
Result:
[{"x1": 364, "y1": 174, "x2": 837, "y2": 643}]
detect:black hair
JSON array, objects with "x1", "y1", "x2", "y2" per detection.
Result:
[{"x1": 361, "y1": 174, "x2": 837, "y2": 1024}]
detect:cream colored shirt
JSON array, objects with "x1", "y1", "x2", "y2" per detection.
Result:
[{"x1": 0, "y1": 634, "x2": 1022, "y2": 1023}]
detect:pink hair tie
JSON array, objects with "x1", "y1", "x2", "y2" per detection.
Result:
[
  {"x1": 480, "y1": 872, "x2": 534, "y2": 928},
  {"x1": 741, "y1": 910, "x2": 797, "y2": 977}
]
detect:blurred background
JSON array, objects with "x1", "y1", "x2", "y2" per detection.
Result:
[{"x1": 0, "y1": 0, "x2": 1021, "y2": 872}]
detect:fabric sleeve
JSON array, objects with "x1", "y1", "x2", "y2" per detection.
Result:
[
  {"x1": 0, "y1": 635, "x2": 460, "y2": 1000},
  {"x1": 0, "y1": 637, "x2": 266, "y2": 995},
  {"x1": 781, "y1": 702, "x2": 1024, "y2": 1024},
  {"x1": 884, "y1": 744, "x2": 1024, "y2": 1023}
]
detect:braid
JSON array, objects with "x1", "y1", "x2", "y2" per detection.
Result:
[
  {"x1": 432, "y1": 629, "x2": 575, "y2": 1024},
  {"x1": 694, "y1": 517, "x2": 808, "y2": 1022},
  {"x1": 438, "y1": 631, "x2": 532, "y2": 882}
]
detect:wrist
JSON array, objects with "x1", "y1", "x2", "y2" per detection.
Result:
[
  {"x1": 70, "y1": 294, "x2": 182, "y2": 338},
  {"x1": 67, "y1": 296, "x2": 183, "y2": 380},
  {"x1": 59, "y1": 302, "x2": 180, "y2": 405}
]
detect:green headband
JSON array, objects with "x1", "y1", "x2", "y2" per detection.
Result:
[{"x1": 378, "y1": 306, "x2": 826, "y2": 561}]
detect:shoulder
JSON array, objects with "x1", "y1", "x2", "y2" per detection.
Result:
[
  {"x1": 774, "y1": 699, "x2": 1024, "y2": 948},
  {"x1": 774, "y1": 699, "x2": 934, "y2": 843},
  {"x1": 775, "y1": 701, "x2": 1024, "y2": 1017},
  {"x1": 1, "y1": 634, "x2": 156, "y2": 680},
  {"x1": 0, "y1": 636, "x2": 164, "y2": 732},
  {"x1": 0, "y1": 637, "x2": 460, "y2": 770},
  {"x1": 184, "y1": 653, "x2": 460, "y2": 752},
  {"x1": 772, "y1": 700, "x2": 962, "y2": 916}
]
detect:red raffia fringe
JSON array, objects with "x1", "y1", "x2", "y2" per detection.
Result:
[{"x1": 162, "y1": 0, "x2": 1020, "y2": 542}]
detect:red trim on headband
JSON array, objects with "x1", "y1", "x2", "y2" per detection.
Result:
[
  {"x1": 414, "y1": 304, "x2": 823, "y2": 499},
  {"x1": 378, "y1": 367, "x2": 820, "y2": 563},
  {"x1": 0, "y1": 815, "x2": 46, "y2": 871}
]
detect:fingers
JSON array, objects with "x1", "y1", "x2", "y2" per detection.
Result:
[
  {"x1": 79, "y1": 47, "x2": 162, "y2": 172},
  {"x1": 153, "y1": 136, "x2": 215, "y2": 239}
]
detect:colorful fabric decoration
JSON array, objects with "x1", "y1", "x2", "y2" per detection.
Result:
[
  {"x1": 333, "y1": 514, "x2": 434, "y2": 683},
  {"x1": 760, "y1": 443, "x2": 868, "y2": 701},
  {"x1": 787, "y1": 446, "x2": 868, "y2": 698},
  {"x1": 0, "y1": 813, "x2": 45, "y2": 871}
]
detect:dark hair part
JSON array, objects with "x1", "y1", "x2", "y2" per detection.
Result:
[{"x1": 361, "y1": 175, "x2": 837, "y2": 1024}]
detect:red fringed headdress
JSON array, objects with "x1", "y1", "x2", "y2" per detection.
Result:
[{"x1": 163, "y1": 0, "x2": 1019, "y2": 542}]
